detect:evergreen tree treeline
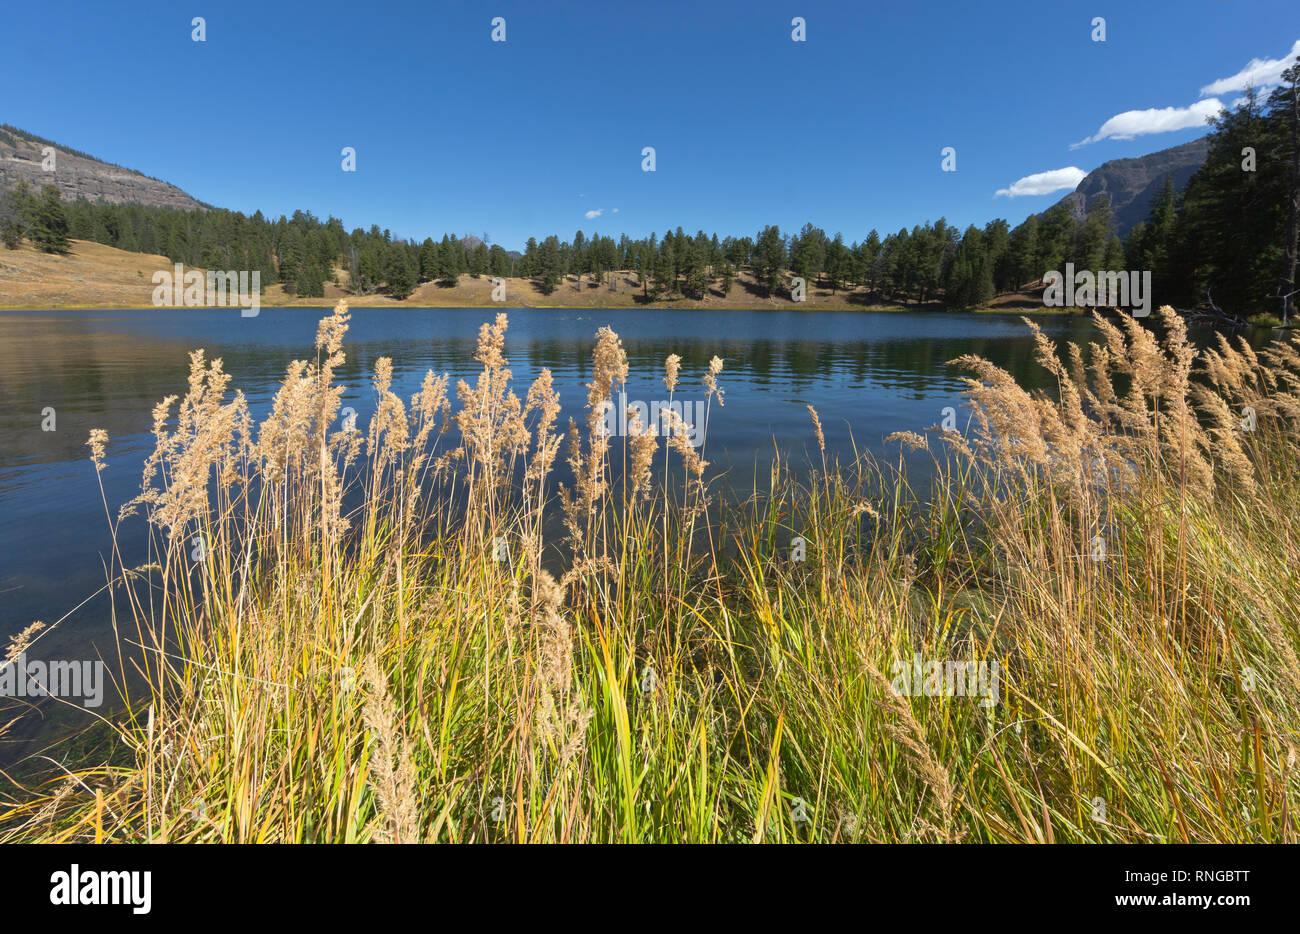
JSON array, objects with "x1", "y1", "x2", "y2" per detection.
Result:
[
  {"x1": 0, "y1": 185, "x2": 1154, "y2": 305},
  {"x1": 2, "y1": 64, "x2": 1295, "y2": 316},
  {"x1": 1, "y1": 182, "x2": 70, "y2": 253},
  {"x1": 1126, "y1": 59, "x2": 1300, "y2": 320}
]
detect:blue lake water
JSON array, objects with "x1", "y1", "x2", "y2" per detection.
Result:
[{"x1": 0, "y1": 305, "x2": 1102, "y2": 757}]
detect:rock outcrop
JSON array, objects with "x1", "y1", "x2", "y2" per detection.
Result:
[
  {"x1": 1046, "y1": 137, "x2": 1210, "y2": 238},
  {"x1": 0, "y1": 124, "x2": 206, "y2": 211}
]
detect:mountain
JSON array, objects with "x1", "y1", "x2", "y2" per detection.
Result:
[
  {"x1": 1046, "y1": 136, "x2": 1211, "y2": 239},
  {"x1": 0, "y1": 124, "x2": 207, "y2": 211}
]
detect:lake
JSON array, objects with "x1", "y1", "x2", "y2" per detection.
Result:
[{"x1": 0, "y1": 306, "x2": 1101, "y2": 755}]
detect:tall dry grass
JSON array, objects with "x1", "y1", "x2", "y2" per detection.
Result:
[{"x1": 2, "y1": 301, "x2": 1298, "y2": 843}]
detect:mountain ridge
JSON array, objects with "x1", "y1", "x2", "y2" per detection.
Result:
[
  {"x1": 0, "y1": 124, "x2": 207, "y2": 212},
  {"x1": 1044, "y1": 136, "x2": 1211, "y2": 238},
  {"x1": 4, "y1": 123, "x2": 1213, "y2": 246}
]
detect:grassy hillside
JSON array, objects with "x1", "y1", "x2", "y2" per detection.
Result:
[
  {"x1": 1, "y1": 238, "x2": 1065, "y2": 312},
  {"x1": 0, "y1": 239, "x2": 177, "y2": 308}
]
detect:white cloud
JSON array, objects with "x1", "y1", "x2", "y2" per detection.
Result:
[
  {"x1": 994, "y1": 166, "x2": 1088, "y2": 198},
  {"x1": 1070, "y1": 99, "x2": 1222, "y2": 148},
  {"x1": 611, "y1": 207, "x2": 619, "y2": 213},
  {"x1": 1201, "y1": 40, "x2": 1300, "y2": 96},
  {"x1": 584, "y1": 208, "x2": 603, "y2": 219}
]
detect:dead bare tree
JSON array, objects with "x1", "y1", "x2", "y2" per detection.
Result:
[{"x1": 1184, "y1": 287, "x2": 1248, "y2": 328}]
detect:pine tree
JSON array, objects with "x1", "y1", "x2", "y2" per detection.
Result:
[
  {"x1": 983, "y1": 218, "x2": 1012, "y2": 292},
  {"x1": 754, "y1": 225, "x2": 785, "y2": 297},
  {"x1": 1037, "y1": 203, "x2": 1075, "y2": 278},
  {"x1": 436, "y1": 235, "x2": 459, "y2": 286},
  {"x1": 791, "y1": 222, "x2": 826, "y2": 285},
  {"x1": 651, "y1": 248, "x2": 674, "y2": 299},
  {"x1": 359, "y1": 247, "x2": 383, "y2": 292},
  {"x1": 0, "y1": 182, "x2": 30, "y2": 249},
  {"x1": 469, "y1": 241, "x2": 488, "y2": 277},
  {"x1": 824, "y1": 233, "x2": 849, "y2": 293},
  {"x1": 297, "y1": 260, "x2": 326, "y2": 297},
  {"x1": 571, "y1": 230, "x2": 586, "y2": 289},
  {"x1": 489, "y1": 245, "x2": 510, "y2": 277},
  {"x1": 278, "y1": 227, "x2": 304, "y2": 292},
  {"x1": 387, "y1": 244, "x2": 416, "y2": 299},
  {"x1": 1274, "y1": 58, "x2": 1300, "y2": 321},
  {"x1": 857, "y1": 230, "x2": 882, "y2": 290},
  {"x1": 536, "y1": 236, "x2": 562, "y2": 294},
  {"x1": 419, "y1": 238, "x2": 438, "y2": 281},
  {"x1": 1007, "y1": 214, "x2": 1038, "y2": 289},
  {"x1": 1102, "y1": 237, "x2": 1126, "y2": 277},
  {"x1": 28, "y1": 184, "x2": 70, "y2": 253},
  {"x1": 686, "y1": 263, "x2": 708, "y2": 300},
  {"x1": 519, "y1": 237, "x2": 538, "y2": 277},
  {"x1": 717, "y1": 259, "x2": 734, "y2": 296},
  {"x1": 117, "y1": 217, "x2": 139, "y2": 252},
  {"x1": 1072, "y1": 196, "x2": 1113, "y2": 270},
  {"x1": 69, "y1": 201, "x2": 95, "y2": 241}
]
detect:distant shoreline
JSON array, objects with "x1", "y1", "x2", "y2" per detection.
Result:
[
  {"x1": 1, "y1": 238, "x2": 1086, "y2": 316},
  {"x1": 0, "y1": 302, "x2": 1083, "y2": 314}
]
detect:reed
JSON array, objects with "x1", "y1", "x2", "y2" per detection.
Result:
[{"x1": 3, "y1": 301, "x2": 1297, "y2": 843}]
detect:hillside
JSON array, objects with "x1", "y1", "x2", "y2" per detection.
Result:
[
  {"x1": 1045, "y1": 137, "x2": 1211, "y2": 238},
  {"x1": 0, "y1": 124, "x2": 1246, "y2": 313},
  {"x1": 0, "y1": 125, "x2": 206, "y2": 211},
  {"x1": 0, "y1": 239, "x2": 177, "y2": 307},
  {"x1": 0, "y1": 238, "x2": 934, "y2": 311}
]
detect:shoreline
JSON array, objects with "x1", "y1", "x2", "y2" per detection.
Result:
[
  {"x1": 0, "y1": 301, "x2": 1085, "y2": 314},
  {"x1": 1, "y1": 238, "x2": 1084, "y2": 315}
]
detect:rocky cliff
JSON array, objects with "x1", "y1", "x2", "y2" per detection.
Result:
[
  {"x1": 0, "y1": 124, "x2": 206, "y2": 211},
  {"x1": 1047, "y1": 137, "x2": 1210, "y2": 238}
]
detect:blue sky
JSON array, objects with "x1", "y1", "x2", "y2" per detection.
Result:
[{"x1": 3, "y1": 0, "x2": 1297, "y2": 250}]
